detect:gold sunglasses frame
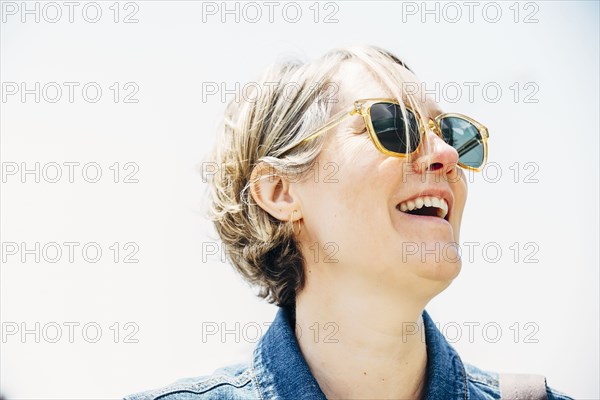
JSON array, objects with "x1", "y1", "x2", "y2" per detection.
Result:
[{"x1": 290, "y1": 98, "x2": 489, "y2": 172}]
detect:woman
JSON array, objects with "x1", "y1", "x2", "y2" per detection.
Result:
[{"x1": 126, "y1": 45, "x2": 572, "y2": 400}]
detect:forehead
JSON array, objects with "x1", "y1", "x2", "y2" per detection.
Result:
[{"x1": 331, "y1": 60, "x2": 443, "y2": 117}]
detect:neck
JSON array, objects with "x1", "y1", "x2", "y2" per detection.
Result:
[
  {"x1": 296, "y1": 287, "x2": 427, "y2": 399},
  {"x1": 294, "y1": 273, "x2": 431, "y2": 400}
]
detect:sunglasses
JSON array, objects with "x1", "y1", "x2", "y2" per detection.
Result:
[{"x1": 290, "y1": 98, "x2": 489, "y2": 171}]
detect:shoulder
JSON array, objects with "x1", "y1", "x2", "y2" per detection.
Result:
[
  {"x1": 464, "y1": 362, "x2": 574, "y2": 400},
  {"x1": 123, "y1": 363, "x2": 261, "y2": 400}
]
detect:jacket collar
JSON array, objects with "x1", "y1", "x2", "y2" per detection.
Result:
[
  {"x1": 252, "y1": 305, "x2": 468, "y2": 400},
  {"x1": 422, "y1": 308, "x2": 469, "y2": 400},
  {"x1": 252, "y1": 305, "x2": 326, "y2": 399}
]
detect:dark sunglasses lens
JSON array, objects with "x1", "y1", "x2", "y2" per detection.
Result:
[
  {"x1": 370, "y1": 102, "x2": 420, "y2": 154},
  {"x1": 440, "y1": 116, "x2": 485, "y2": 168}
]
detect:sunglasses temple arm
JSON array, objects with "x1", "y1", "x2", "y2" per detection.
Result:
[
  {"x1": 274, "y1": 108, "x2": 356, "y2": 157},
  {"x1": 300, "y1": 108, "x2": 356, "y2": 143}
]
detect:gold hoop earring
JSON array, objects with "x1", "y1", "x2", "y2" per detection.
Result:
[{"x1": 290, "y1": 210, "x2": 302, "y2": 236}]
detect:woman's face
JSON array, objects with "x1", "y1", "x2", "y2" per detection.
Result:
[{"x1": 293, "y1": 61, "x2": 468, "y2": 300}]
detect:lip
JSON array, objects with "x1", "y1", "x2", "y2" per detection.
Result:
[{"x1": 395, "y1": 188, "x2": 454, "y2": 221}]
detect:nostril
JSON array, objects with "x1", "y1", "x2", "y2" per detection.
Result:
[{"x1": 428, "y1": 162, "x2": 444, "y2": 172}]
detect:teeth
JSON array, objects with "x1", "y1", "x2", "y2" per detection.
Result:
[{"x1": 397, "y1": 195, "x2": 449, "y2": 219}]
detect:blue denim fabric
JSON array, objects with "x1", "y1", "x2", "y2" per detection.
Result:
[{"x1": 125, "y1": 307, "x2": 573, "y2": 400}]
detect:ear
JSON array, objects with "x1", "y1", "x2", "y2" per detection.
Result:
[{"x1": 249, "y1": 162, "x2": 302, "y2": 222}]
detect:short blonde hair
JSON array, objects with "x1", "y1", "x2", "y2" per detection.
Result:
[{"x1": 207, "y1": 45, "x2": 418, "y2": 307}]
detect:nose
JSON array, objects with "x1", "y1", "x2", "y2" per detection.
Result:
[{"x1": 410, "y1": 119, "x2": 459, "y2": 174}]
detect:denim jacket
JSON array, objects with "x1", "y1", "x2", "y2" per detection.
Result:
[{"x1": 125, "y1": 307, "x2": 573, "y2": 400}]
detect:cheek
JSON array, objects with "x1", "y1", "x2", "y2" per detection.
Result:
[
  {"x1": 452, "y1": 169, "x2": 468, "y2": 220},
  {"x1": 298, "y1": 145, "x2": 389, "y2": 247}
]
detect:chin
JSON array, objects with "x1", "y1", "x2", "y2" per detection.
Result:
[{"x1": 413, "y1": 254, "x2": 463, "y2": 283}]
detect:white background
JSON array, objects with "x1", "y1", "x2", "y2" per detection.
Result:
[{"x1": 1, "y1": 1, "x2": 598, "y2": 399}]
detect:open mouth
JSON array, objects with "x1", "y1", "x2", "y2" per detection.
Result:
[{"x1": 396, "y1": 196, "x2": 450, "y2": 222}]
